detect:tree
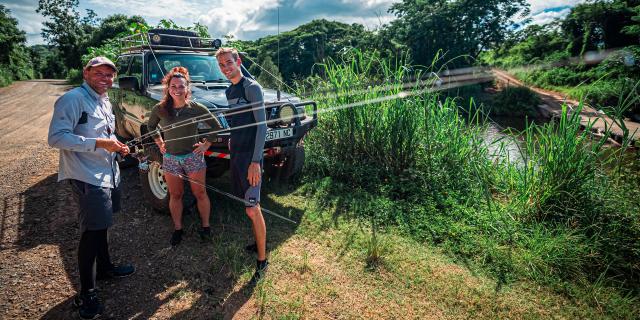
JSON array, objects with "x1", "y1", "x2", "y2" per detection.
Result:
[
  {"x1": 30, "y1": 45, "x2": 66, "y2": 79},
  {"x1": 37, "y1": 0, "x2": 95, "y2": 69},
  {"x1": 563, "y1": 0, "x2": 639, "y2": 56},
  {"x1": 622, "y1": 4, "x2": 640, "y2": 38},
  {"x1": 0, "y1": 5, "x2": 27, "y2": 64},
  {"x1": 0, "y1": 5, "x2": 33, "y2": 86},
  {"x1": 88, "y1": 14, "x2": 146, "y2": 48},
  {"x1": 385, "y1": 0, "x2": 530, "y2": 68},
  {"x1": 256, "y1": 56, "x2": 284, "y2": 89},
  {"x1": 481, "y1": 22, "x2": 569, "y2": 67},
  {"x1": 238, "y1": 19, "x2": 375, "y2": 83}
]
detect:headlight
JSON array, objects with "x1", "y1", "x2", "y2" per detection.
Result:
[
  {"x1": 151, "y1": 34, "x2": 161, "y2": 44},
  {"x1": 277, "y1": 103, "x2": 297, "y2": 126}
]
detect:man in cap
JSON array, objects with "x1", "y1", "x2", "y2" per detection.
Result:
[{"x1": 48, "y1": 56, "x2": 135, "y2": 319}]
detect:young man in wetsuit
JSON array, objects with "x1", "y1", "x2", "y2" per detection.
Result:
[{"x1": 215, "y1": 47, "x2": 268, "y2": 282}]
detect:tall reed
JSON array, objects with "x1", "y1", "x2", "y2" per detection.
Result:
[{"x1": 303, "y1": 48, "x2": 639, "y2": 296}]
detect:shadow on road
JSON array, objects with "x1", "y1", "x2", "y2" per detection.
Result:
[{"x1": 6, "y1": 165, "x2": 304, "y2": 319}]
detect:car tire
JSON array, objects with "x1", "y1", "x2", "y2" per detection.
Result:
[
  {"x1": 280, "y1": 145, "x2": 305, "y2": 181},
  {"x1": 139, "y1": 145, "x2": 170, "y2": 213}
]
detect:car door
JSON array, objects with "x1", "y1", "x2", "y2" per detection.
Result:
[
  {"x1": 111, "y1": 55, "x2": 131, "y2": 138},
  {"x1": 121, "y1": 54, "x2": 155, "y2": 137}
]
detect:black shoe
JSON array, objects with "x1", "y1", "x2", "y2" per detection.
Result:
[
  {"x1": 245, "y1": 242, "x2": 257, "y2": 253},
  {"x1": 76, "y1": 290, "x2": 104, "y2": 319},
  {"x1": 250, "y1": 260, "x2": 269, "y2": 284},
  {"x1": 73, "y1": 288, "x2": 100, "y2": 307},
  {"x1": 198, "y1": 227, "x2": 212, "y2": 243},
  {"x1": 96, "y1": 264, "x2": 135, "y2": 280},
  {"x1": 170, "y1": 229, "x2": 183, "y2": 246}
]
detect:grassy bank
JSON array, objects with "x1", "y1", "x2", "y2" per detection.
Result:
[
  {"x1": 235, "y1": 187, "x2": 637, "y2": 319},
  {"x1": 296, "y1": 49, "x2": 640, "y2": 316},
  {"x1": 148, "y1": 179, "x2": 636, "y2": 319}
]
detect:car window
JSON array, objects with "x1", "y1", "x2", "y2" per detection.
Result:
[
  {"x1": 129, "y1": 55, "x2": 143, "y2": 85},
  {"x1": 147, "y1": 54, "x2": 228, "y2": 84},
  {"x1": 115, "y1": 56, "x2": 131, "y2": 83}
]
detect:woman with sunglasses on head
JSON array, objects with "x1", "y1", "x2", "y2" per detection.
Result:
[{"x1": 148, "y1": 66, "x2": 223, "y2": 246}]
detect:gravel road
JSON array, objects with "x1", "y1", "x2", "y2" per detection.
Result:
[{"x1": 0, "y1": 80, "x2": 283, "y2": 319}]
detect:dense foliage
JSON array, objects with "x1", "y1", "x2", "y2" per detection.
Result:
[
  {"x1": 233, "y1": 19, "x2": 376, "y2": 83},
  {"x1": 0, "y1": 5, "x2": 34, "y2": 86},
  {"x1": 303, "y1": 50, "x2": 640, "y2": 314},
  {"x1": 385, "y1": 0, "x2": 529, "y2": 67},
  {"x1": 483, "y1": 0, "x2": 640, "y2": 116}
]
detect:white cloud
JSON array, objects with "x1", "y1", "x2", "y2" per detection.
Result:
[
  {"x1": 3, "y1": 1, "x2": 45, "y2": 45},
  {"x1": 88, "y1": 0, "x2": 201, "y2": 18},
  {"x1": 197, "y1": 0, "x2": 280, "y2": 37},
  {"x1": 526, "y1": 0, "x2": 586, "y2": 14},
  {"x1": 341, "y1": 0, "x2": 396, "y2": 7},
  {"x1": 529, "y1": 8, "x2": 571, "y2": 25}
]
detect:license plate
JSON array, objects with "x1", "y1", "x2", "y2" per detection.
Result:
[{"x1": 266, "y1": 128, "x2": 293, "y2": 141}]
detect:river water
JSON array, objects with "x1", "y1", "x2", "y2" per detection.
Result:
[{"x1": 483, "y1": 115, "x2": 640, "y2": 177}]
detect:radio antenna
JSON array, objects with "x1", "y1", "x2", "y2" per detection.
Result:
[{"x1": 277, "y1": 5, "x2": 281, "y2": 100}]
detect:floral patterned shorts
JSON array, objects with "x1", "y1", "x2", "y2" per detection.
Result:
[{"x1": 162, "y1": 152, "x2": 206, "y2": 176}]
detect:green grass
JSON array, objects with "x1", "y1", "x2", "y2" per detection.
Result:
[
  {"x1": 253, "y1": 188, "x2": 640, "y2": 318},
  {"x1": 293, "y1": 48, "x2": 640, "y2": 315},
  {"x1": 0, "y1": 65, "x2": 12, "y2": 87}
]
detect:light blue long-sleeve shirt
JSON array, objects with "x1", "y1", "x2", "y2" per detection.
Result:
[{"x1": 47, "y1": 82, "x2": 120, "y2": 188}]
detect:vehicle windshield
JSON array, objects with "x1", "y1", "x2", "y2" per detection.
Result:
[{"x1": 148, "y1": 54, "x2": 228, "y2": 84}]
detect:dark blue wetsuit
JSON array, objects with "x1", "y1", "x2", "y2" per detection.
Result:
[{"x1": 226, "y1": 77, "x2": 267, "y2": 206}]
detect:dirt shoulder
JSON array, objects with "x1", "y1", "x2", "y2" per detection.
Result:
[{"x1": 492, "y1": 69, "x2": 640, "y2": 145}]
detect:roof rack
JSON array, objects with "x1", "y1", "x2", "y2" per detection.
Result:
[{"x1": 119, "y1": 31, "x2": 223, "y2": 54}]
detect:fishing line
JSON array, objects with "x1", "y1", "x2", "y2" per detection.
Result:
[
  {"x1": 137, "y1": 155, "x2": 297, "y2": 224},
  {"x1": 126, "y1": 64, "x2": 492, "y2": 147},
  {"x1": 131, "y1": 75, "x2": 493, "y2": 149}
]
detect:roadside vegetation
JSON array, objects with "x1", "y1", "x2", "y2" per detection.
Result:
[
  {"x1": 481, "y1": 0, "x2": 640, "y2": 118},
  {"x1": 0, "y1": 5, "x2": 33, "y2": 87},
  {"x1": 300, "y1": 49, "x2": 640, "y2": 317}
]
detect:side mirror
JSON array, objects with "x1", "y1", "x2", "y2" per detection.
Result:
[{"x1": 118, "y1": 76, "x2": 139, "y2": 91}]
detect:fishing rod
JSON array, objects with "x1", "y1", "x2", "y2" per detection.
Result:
[
  {"x1": 130, "y1": 74, "x2": 493, "y2": 149},
  {"x1": 126, "y1": 59, "x2": 492, "y2": 148}
]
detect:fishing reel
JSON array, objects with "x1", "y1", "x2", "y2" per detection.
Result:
[{"x1": 133, "y1": 150, "x2": 150, "y2": 172}]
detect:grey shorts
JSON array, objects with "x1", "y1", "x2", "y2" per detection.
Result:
[
  {"x1": 69, "y1": 179, "x2": 121, "y2": 233},
  {"x1": 162, "y1": 152, "x2": 206, "y2": 176},
  {"x1": 230, "y1": 152, "x2": 262, "y2": 207}
]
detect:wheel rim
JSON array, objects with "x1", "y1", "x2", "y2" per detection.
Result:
[{"x1": 148, "y1": 161, "x2": 167, "y2": 199}]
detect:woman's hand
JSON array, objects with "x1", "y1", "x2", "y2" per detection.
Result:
[
  {"x1": 193, "y1": 140, "x2": 212, "y2": 155},
  {"x1": 155, "y1": 138, "x2": 166, "y2": 154}
]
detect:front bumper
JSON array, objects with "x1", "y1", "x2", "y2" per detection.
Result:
[{"x1": 204, "y1": 101, "x2": 318, "y2": 158}]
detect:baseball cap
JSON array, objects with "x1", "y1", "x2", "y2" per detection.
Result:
[{"x1": 84, "y1": 56, "x2": 117, "y2": 72}]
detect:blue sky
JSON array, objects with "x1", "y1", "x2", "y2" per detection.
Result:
[{"x1": 4, "y1": 0, "x2": 585, "y2": 45}]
